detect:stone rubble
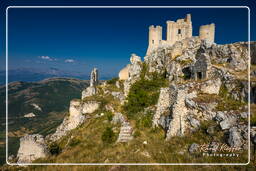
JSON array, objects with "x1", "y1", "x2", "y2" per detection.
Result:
[{"x1": 17, "y1": 134, "x2": 49, "y2": 163}]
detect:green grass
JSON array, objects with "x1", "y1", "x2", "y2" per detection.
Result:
[
  {"x1": 216, "y1": 84, "x2": 245, "y2": 111},
  {"x1": 123, "y1": 66, "x2": 168, "y2": 120}
]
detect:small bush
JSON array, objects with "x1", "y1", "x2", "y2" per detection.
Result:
[
  {"x1": 107, "y1": 77, "x2": 119, "y2": 85},
  {"x1": 136, "y1": 113, "x2": 153, "y2": 128},
  {"x1": 123, "y1": 70, "x2": 168, "y2": 119},
  {"x1": 69, "y1": 138, "x2": 81, "y2": 147},
  {"x1": 106, "y1": 111, "x2": 113, "y2": 122},
  {"x1": 49, "y1": 142, "x2": 62, "y2": 155},
  {"x1": 133, "y1": 130, "x2": 141, "y2": 138},
  {"x1": 101, "y1": 127, "x2": 115, "y2": 144}
]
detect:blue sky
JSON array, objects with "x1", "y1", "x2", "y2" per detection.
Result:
[{"x1": 2, "y1": 7, "x2": 250, "y2": 77}]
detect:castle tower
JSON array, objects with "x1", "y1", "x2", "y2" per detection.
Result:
[
  {"x1": 166, "y1": 14, "x2": 192, "y2": 45},
  {"x1": 199, "y1": 23, "x2": 215, "y2": 43},
  {"x1": 146, "y1": 25, "x2": 163, "y2": 55}
]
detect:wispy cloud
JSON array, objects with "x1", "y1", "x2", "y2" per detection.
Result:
[
  {"x1": 39, "y1": 56, "x2": 56, "y2": 61},
  {"x1": 65, "y1": 59, "x2": 75, "y2": 63}
]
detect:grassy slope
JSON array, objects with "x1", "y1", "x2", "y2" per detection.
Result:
[{"x1": 7, "y1": 78, "x2": 252, "y2": 171}]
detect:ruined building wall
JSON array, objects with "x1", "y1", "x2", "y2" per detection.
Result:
[
  {"x1": 146, "y1": 25, "x2": 163, "y2": 55},
  {"x1": 199, "y1": 23, "x2": 215, "y2": 43},
  {"x1": 166, "y1": 14, "x2": 192, "y2": 46}
]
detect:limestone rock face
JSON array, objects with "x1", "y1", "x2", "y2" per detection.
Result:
[
  {"x1": 82, "y1": 101, "x2": 100, "y2": 114},
  {"x1": 228, "y1": 127, "x2": 242, "y2": 148},
  {"x1": 200, "y1": 78, "x2": 221, "y2": 95},
  {"x1": 17, "y1": 134, "x2": 49, "y2": 163},
  {"x1": 130, "y1": 53, "x2": 141, "y2": 64},
  {"x1": 124, "y1": 54, "x2": 142, "y2": 96},
  {"x1": 111, "y1": 92, "x2": 125, "y2": 105},
  {"x1": 153, "y1": 87, "x2": 171, "y2": 128},
  {"x1": 48, "y1": 100, "x2": 85, "y2": 141},
  {"x1": 82, "y1": 86, "x2": 97, "y2": 99},
  {"x1": 166, "y1": 85, "x2": 189, "y2": 138},
  {"x1": 111, "y1": 112, "x2": 126, "y2": 125}
]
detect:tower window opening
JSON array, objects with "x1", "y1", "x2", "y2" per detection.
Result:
[
  {"x1": 178, "y1": 29, "x2": 181, "y2": 34},
  {"x1": 152, "y1": 40, "x2": 154, "y2": 44}
]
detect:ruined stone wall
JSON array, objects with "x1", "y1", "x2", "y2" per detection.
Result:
[
  {"x1": 146, "y1": 25, "x2": 163, "y2": 55},
  {"x1": 166, "y1": 14, "x2": 192, "y2": 46},
  {"x1": 199, "y1": 23, "x2": 215, "y2": 43}
]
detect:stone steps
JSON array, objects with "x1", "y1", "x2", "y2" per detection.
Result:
[{"x1": 117, "y1": 122, "x2": 133, "y2": 142}]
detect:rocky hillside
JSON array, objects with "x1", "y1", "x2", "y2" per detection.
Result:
[
  {"x1": 0, "y1": 78, "x2": 90, "y2": 165},
  {"x1": 2, "y1": 38, "x2": 256, "y2": 170}
]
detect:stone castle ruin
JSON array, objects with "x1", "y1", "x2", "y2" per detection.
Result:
[{"x1": 146, "y1": 14, "x2": 215, "y2": 55}]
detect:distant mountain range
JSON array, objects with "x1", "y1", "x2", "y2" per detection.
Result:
[
  {"x1": 0, "y1": 68, "x2": 115, "y2": 85},
  {"x1": 0, "y1": 77, "x2": 90, "y2": 165}
]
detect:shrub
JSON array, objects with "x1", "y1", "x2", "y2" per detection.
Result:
[
  {"x1": 123, "y1": 69, "x2": 168, "y2": 119},
  {"x1": 69, "y1": 138, "x2": 81, "y2": 147},
  {"x1": 106, "y1": 77, "x2": 119, "y2": 85},
  {"x1": 136, "y1": 112, "x2": 153, "y2": 128},
  {"x1": 49, "y1": 142, "x2": 62, "y2": 155},
  {"x1": 101, "y1": 127, "x2": 115, "y2": 144},
  {"x1": 106, "y1": 111, "x2": 113, "y2": 122}
]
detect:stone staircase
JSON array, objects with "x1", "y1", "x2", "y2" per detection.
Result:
[{"x1": 117, "y1": 121, "x2": 133, "y2": 142}]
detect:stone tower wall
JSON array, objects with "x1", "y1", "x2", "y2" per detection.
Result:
[
  {"x1": 146, "y1": 25, "x2": 163, "y2": 55},
  {"x1": 199, "y1": 23, "x2": 215, "y2": 43},
  {"x1": 166, "y1": 14, "x2": 192, "y2": 45}
]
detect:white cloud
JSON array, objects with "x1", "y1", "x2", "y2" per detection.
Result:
[
  {"x1": 65, "y1": 59, "x2": 75, "y2": 63},
  {"x1": 39, "y1": 56, "x2": 55, "y2": 61}
]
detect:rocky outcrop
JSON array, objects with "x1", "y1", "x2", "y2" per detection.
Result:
[
  {"x1": 153, "y1": 87, "x2": 170, "y2": 128},
  {"x1": 111, "y1": 92, "x2": 125, "y2": 105},
  {"x1": 166, "y1": 85, "x2": 189, "y2": 138},
  {"x1": 124, "y1": 54, "x2": 142, "y2": 96},
  {"x1": 82, "y1": 101, "x2": 100, "y2": 114},
  {"x1": 111, "y1": 112, "x2": 126, "y2": 125},
  {"x1": 228, "y1": 127, "x2": 242, "y2": 148},
  {"x1": 82, "y1": 68, "x2": 99, "y2": 99},
  {"x1": 48, "y1": 100, "x2": 85, "y2": 141},
  {"x1": 17, "y1": 134, "x2": 49, "y2": 163}
]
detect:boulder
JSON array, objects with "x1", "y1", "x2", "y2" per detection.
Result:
[
  {"x1": 187, "y1": 116, "x2": 200, "y2": 128},
  {"x1": 200, "y1": 78, "x2": 221, "y2": 95},
  {"x1": 82, "y1": 101, "x2": 100, "y2": 114},
  {"x1": 188, "y1": 143, "x2": 199, "y2": 154},
  {"x1": 219, "y1": 116, "x2": 236, "y2": 130},
  {"x1": 228, "y1": 127, "x2": 242, "y2": 148},
  {"x1": 17, "y1": 134, "x2": 49, "y2": 163},
  {"x1": 111, "y1": 112, "x2": 126, "y2": 125}
]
